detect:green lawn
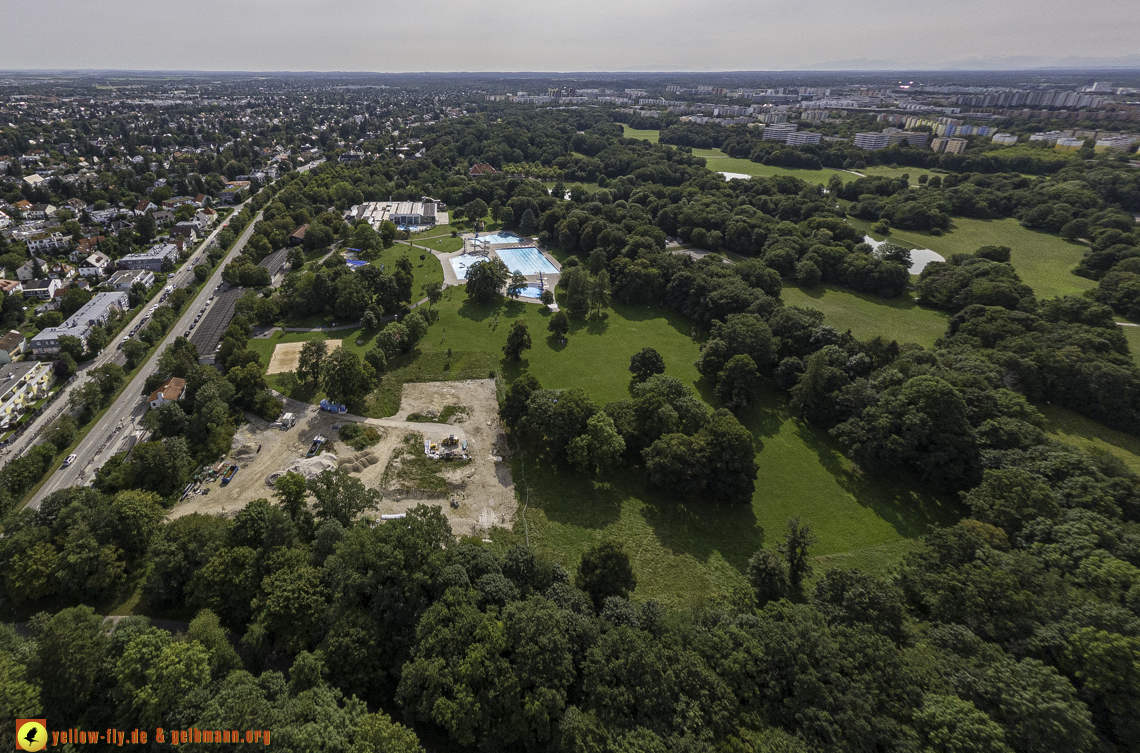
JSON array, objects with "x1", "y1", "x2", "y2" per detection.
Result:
[
  {"x1": 373, "y1": 244, "x2": 444, "y2": 299},
  {"x1": 1122, "y1": 326, "x2": 1140, "y2": 367},
  {"x1": 854, "y1": 217, "x2": 1095, "y2": 301},
  {"x1": 1040, "y1": 404, "x2": 1140, "y2": 475},
  {"x1": 520, "y1": 379, "x2": 959, "y2": 608},
  {"x1": 780, "y1": 284, "x2": 949, "y2": 348},
  {"x1": 622, "y1": 125, "x2": 660, "y2": 143},
  {"x1": 409, "y1": 236, "x2": 464, "y2": 254},
  {"x1": 858, "y1": 165, "x2": 939, "y2": 182},
  {"x1": 708, "y1": 156, "x2": 857, "y2": 185},
  {"x1": 260, "y1": 288, "x2": 960, "y2": 605}
]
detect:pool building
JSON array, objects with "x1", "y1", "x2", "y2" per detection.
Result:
[{"x1": 349, "y1": 200, "x2": 448, "y2": 230}]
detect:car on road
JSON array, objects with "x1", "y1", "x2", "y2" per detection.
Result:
[
  {"x1": 62, "y1": 453, "x2": 77, "y2": 468},
  {"x1": 183, "y1": 330, "x2": 190, "y2": 337}
]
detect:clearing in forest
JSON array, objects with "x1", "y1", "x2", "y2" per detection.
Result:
[{"x1": 267, "y1": 339, "x2": 341, "y2": 374}]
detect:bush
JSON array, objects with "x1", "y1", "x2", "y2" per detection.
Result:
[{"x1": 339, "y1": 423, "x2": 381, "y2": 450}]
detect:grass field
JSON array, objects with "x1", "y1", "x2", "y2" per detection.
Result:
[
  {"x1": 622, "y1": 125, "x2": 660, "y2": 142},
  {"x1": 520, "y1": 379, "x2": 959, "y2": 607},
  {"x1": 708, "y1": 156, "x2": 858, "y2": 185},
  {"x1": 854, "y1": 217, "x2": 1095, "y2": 301},
  {"x1": 1041, "y1": 404, "x2": 1140, "y2": 475},
  {"x1": 373, "y1": 243, "x2": 444, "y2": 298},
  {"x1": 858, "y1": 165, "x2": 938, "y2": 182},
  {"x1": 1122, "y1": 326, "x2": 1140, "y2": 367},
  {"x1": 256, "y1": 288, "x2": 958, "y2": 603},
  {"x1": 780, "y1": 284, "x2": 948, "y2": 348},
  {"x1": 409, "y1": 236, "x2": 464, "y2": 254}
]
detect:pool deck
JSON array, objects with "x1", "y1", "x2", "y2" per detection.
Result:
[{"x1": 433, "y1": 234, "x2": 561, "y2": 303}]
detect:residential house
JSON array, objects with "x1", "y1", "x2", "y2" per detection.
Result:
[
  {"x1": 45, "y1": 262, "x2": 76, "y2": 281},
  {"x1": 79, "y1": 251, "x2": 114, "y2": 279},
  {"x1": 21, "y1": 175, "x2": 44, "y2": 188},
  {"x1": 118, "y1": 243, "x2": 180, "y2": 273},
  {"x1": 28, "y1": 291, "x2": 129, "y2": 356},
  {"x1": 64, "y1": 198, "x2": 89, "y2": 214},
  {"x1": 468, "y1": 163, "x2": 498, "y2": 177},
  {"x1": 13, "y1": 200, "x2": 32, "y2": 213},
  {"x1": 71, "y1": 236, "x2": 106, "y2": 261},
  {"x1": 162, "y1": 196, "x2": 197, "y2": 210},
  {"x1": 107, "y1": 269, "x2": 155, "y2": 291},
  {"x1": 21, "y1": 278, "x2": 62, "y2": 300},
  {"x1": 151, "y1": 209, "x2": 175, "y2": 226},
  {"x1": 0, "y1": 330, "x2": 27, "y2": 364},
  {"x1": 147, "y1": 377, "x2": 186, "y2": 410},
  {"x1": 15, "y1": 261, "x2": 37, "y2": 282},
  {"x1": 25, "y1": 233, "x2": 69, "y2": 254},
  {"x1": 0, "y1": 280, "x2": 23, "y2": 296},
  {"x1": 288, "y1": 224, "x2": 308, "y2": 246},
  {"x1": 0, "y1": 361, "x2": 56, "y2": 429},
  {"x1": 169, "y1": 222, "x2": 199, "y2": 244},
  {"x1": 194, "y1": 209, "x2": 217, "y2": 229},
  {"x1": 0, "y1": 211, "x2": 10, "y2": 229},
  {"x1": 24, "y1": 204, "x2": 57, "y2": 220},
  {"x1": 134, "y1": 200, "x2": 158, "y2": 215},
  {"x1": 194, "y1": 194, "x2": 207, "y2": 206}
]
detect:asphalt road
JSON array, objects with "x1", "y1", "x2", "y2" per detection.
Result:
[
  {"x1": 26, "y1": 204, "x2": 265, "y2": 509},
  {"x1": 0, "y1": 217, "x2": 245, "y2": 465}
]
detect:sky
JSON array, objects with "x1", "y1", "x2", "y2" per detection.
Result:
[{"x1": 4, "y1": 0, "x2": 1140, "y2": 72}]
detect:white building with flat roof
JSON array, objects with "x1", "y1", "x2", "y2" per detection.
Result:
[
  {"x1": 350, "y1": 200, "x2": 439, "y2": 229},
  {"x1": 29, "y1": 291, "x2": 128, "y2": 356}
]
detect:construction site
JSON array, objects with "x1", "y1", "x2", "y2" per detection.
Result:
[{"x1": 167, "y1": 379, "x2": 515, "y2": 537}]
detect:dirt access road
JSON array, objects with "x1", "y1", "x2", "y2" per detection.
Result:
[{"x1": 168, "y1": 379, "x2": 515, "y2": 537}]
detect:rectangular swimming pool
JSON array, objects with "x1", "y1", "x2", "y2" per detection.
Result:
[
  {"x1": 495, "y1": 247, "x2": 558, "y2": 276},
  {"x1": 476, "y1": 231, "x2": 522, "y2": 244}
]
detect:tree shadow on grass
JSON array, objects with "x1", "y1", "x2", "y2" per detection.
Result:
[
  {"x1": 585, "y1": 312, "x2": 611, "y2": 336},
  {"x1": 523, "y1": 455, "x2": 624, "y2": 530},
  {"x1": 640, "y1": 484, "x2": 765, "y2": 573},
  {"x1": 611, "y1": 302, "x2": 703, "y2": 342},
  {"x1": 791, "y1": 418, "x2": 964, "y2": 539},
  {"x1": 545, "y1": 335, "x2": 568, "y2": 353},
  {"x1": 735, "y1": 380, "x2": 789, "y2": 440}
]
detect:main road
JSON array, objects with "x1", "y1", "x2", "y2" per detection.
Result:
[
  {"x1": 0, "y1": 205, "x2": 246, "y2": 467},
  {"x1": 26, "y1": 204, "x2": 266, "y2": 509}
]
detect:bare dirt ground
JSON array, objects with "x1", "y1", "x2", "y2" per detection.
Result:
[
  {"x1": 266, "y1": 339, "x2": 342, "y2": 374},
  {"x1": 167, "y1": 379, "x2": 515, "y2": 537}
]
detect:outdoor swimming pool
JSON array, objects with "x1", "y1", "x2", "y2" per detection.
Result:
[
  {"x1": 449, "y1": 257, "x2": 474, "y2": 280},
  {"x1": 495, "y1": 246, "x2": 559, "y2": 276},
  {"x1": 476, "y1": 231, "x2": 523, "y2": 244},
  {"x1": 517, "y1": 286, "x2": 544, "y2": 298}
]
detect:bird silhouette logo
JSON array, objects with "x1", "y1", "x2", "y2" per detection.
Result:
[{"x1": 15, "y1": 720, "x2": 47, "y2": 752}]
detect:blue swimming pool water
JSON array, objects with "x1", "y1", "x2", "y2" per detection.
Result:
[
  {"x1": 476, "y1": 232, "x2": 522, "y2": 245},
  {"x1": 517, "y1": 286, "x2": 544, "y2": 298},
  {"x1": 495, "y1": 247, "x2": 558, "y2": 276}
]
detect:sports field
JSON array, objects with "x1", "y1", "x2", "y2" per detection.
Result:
[{"x1": 267, "y1": 339, "x2": 341, "y2": 374}]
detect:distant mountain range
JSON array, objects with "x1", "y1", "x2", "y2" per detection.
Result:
[{"x1": 802, "y1": 54, "x2": 1140, "y2": 71}]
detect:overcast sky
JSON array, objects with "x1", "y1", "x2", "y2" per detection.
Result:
[{"x1": 4, "y1": 0, "x2": 1139, "y2": 72}]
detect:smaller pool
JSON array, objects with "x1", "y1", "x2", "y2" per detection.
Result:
[
  {"x1": 476, "y1": 231, "x2": 522, "y2": 245},
  {"x1": 449, "y1": 257, "x2": 473, "y2": 280},
  {"x1": 516, "y1": 286, "x2": 545, "y2": 299}
]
